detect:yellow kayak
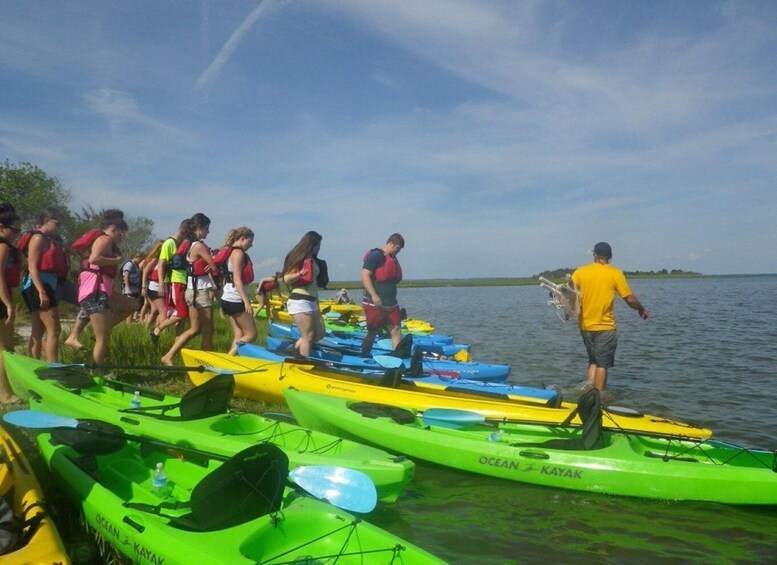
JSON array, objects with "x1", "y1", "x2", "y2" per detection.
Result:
[
  {"x1": 180, "y1": 349, "x2": 712, "y2": 439},
  {"x1": 0, "y1": 423, "x2": 70, "y2": 564}
]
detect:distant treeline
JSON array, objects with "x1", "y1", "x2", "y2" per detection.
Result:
[{"x1": 535, "y1": 268, "x2": 702, "y2": 280}]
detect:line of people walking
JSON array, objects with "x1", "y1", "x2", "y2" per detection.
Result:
[{"x1": 0, "y1": 200, "x2": 409, "y2": 405}]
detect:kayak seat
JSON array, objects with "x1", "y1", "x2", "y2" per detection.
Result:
[
  {"x1": 390, "y1": 334, "x2": 413, "y2": 359},
  {"x1": 35, "y1": 366, "x2": 95, "y2": 390},
  {"x1": 349, "y1": 402, "x2": 416, "y2": 425},
  {"x1": 513, "y1": 389, "x2": 604, "y2": 451},
  {"x1": 379, "y1": 368, "x2": 403, "y2": 388},
  {"x1": 408, "y1": 348, "x2": 424, "y2": 378},
  {"x1": 120, "y1": 374, "x2": 235, "y2": 421},
  {"x1": 50, "y1": 420, "x2": 127, "y2": 455},
  {"x1": 170, "y1": 443, "x2": 289, "y2": 532}
]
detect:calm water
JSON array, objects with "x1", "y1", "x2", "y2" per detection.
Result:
[{"x1": 326, "y1": 277, "x2": 777, "y2": 564}]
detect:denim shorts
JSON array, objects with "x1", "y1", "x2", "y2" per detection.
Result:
[{"x1": 580, "y1": 330, "x2": 618, "y2": 369}]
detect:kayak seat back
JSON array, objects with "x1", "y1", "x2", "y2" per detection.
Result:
[
  {"x1": 120, "y1": 374, "x2": 235, "y2": 421},
  {"x1": 513, "y1": 389, "x2": 604, "y2": 451},
  {"x1": 35, "y1": 366, "x2": 95, "y2": 389},
  {"x1": 50, "y1": 420, "x2": 127, "y2": 456},
  {"x1": 171, "y1": 443, "x2": 289, "y2": 532},
  {"x1": 349, "y1": 402, "x2": 416, "y2": 425},
  {"x1": 390, "y1": 334, "x2": 414, "y2": 359}
]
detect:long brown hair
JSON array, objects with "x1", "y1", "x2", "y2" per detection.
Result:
[{"x1": 282, "y1": 231, "x2": 322, "y2": 274}]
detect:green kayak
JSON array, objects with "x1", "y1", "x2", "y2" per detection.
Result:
[
  {"x1": 285, "y1": 388, "x2": 777, "y2": 505},
  {"x1": 35, "y1": 427, "x2": 445, "y2": 564},
  {"x1": 3, "y1": 352, "x2": 414, "y2": 503}
]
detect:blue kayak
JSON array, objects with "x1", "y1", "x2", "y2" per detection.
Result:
[
  {"x1": 259, "y1": 334, "x2": 511, "y2": 381},
  {"x1": 237, "y1": 342, "x2": 555, "y2": 404},
  {"x1": 269, "y1": 322, "x2": 470, "y2": 357}
]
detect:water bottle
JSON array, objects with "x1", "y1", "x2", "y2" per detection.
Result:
[
  {"x1": 152, "y1": 462, "x2": 168, "y2": 496},
  {"x1": 130, "y1": 390, "x2": 141, "y2": 409},
  {"x1": 487, "y1": 429, "x2": 505, "y2": 442}
]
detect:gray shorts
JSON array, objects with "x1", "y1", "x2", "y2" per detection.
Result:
[
  {"x1": 80, "y1": 291, "x2": 111, "y2": 316},
  {"x1": 580, "y1": 330, "x2": 618, "y2": 369}
]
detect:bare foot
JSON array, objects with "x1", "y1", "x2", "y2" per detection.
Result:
[
  {"x1": 0, "y1": 394, "x2": 22, "y2": 405},
  {"x1": 160, "y1": 357, "x2": 174, "y2": 367},
  {"x1": 64, "y1": 338, "x2": 84, "y2": 351}
]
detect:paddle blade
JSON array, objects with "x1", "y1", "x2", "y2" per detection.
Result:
[
  {"x1": 3, "y1": 410, "x2": 79, "y2": 430},
  {"x1": 289, "y1": 466, "x2": 377, "y2": 513},
  {"x1": 372, "y1": 355, "x2": 403, "y2": 369},
  {"x1": 422, "y1": 408, "x2": 486, "y2": 429}
]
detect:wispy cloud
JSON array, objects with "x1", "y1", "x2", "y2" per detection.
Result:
[{"x1": 194, "y1": 0, "x2": 280, "y2": 92}]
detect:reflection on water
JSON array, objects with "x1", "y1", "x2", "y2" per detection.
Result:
[{"x1": 327, "y1": 277, "x2": 777, "y2": 564}]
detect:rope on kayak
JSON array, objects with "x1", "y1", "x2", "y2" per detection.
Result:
[{"x1": 256, "y1": 518, "x2": 409, "y2": 564}]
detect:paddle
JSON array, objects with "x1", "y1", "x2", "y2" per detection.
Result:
[
  {"x1": 48, "y1": 362, "x2": 264, "y2": 376},
  {"x1": 420, "y1": 407, "x2": 704, "y2": 440},
  {"x1": 4, "y1": 410, "x2": 377, "y2": 513}
]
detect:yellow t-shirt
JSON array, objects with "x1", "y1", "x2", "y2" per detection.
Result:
[{"x1": 571, "y1": 263, "x2": 632, "y2": 331}]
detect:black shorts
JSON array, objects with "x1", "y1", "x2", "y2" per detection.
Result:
[
  {"x1": 0, "y1": 302, "x2": 8, "y2": 321},
  {"x1": 220, "y1": 299, "x2": 246, "y2": 317},
  {"x1": 22, "y1": 283, "x2": 58, "y2": 312},
  {"x1": 147, "y1": 289, "x2": 160, "y2": 301}
]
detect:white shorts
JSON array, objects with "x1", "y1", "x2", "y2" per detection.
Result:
[{"x1": 287, "y1": 298, "x2": 317, "y2": 315}]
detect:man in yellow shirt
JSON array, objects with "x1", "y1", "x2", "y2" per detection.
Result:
[{"x1": 571, "y1": 242, "x2": 649, "y2": 391}]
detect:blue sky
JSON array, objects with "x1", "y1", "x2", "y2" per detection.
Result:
[{"x1": 1, "y1": 1, "x2": 775, "y2": 279}]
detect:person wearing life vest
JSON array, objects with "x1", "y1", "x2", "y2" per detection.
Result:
[
  {"x1": 282, "y1": 231, "x2": 326, "y2": 357},
  {"x1": 361, "y1": 233, "x2": 405, "y2": 355},
  {"x1": 76, "y1": 209, "x2": 139, "y2": 364},
  {"x1": 160, "y1": 213, "x2": 218, "y2": 366},
  {"x1": 0, "y1": 203, "x2": 23, "y2": 405},
  {"x1": 19, "y1": 207, "x2": 69, "y2": 362},
  {"x1": 139, "y1": 239, "x2": 165, "y2": 330},
  {"x1": 218, "y1": 227, "x2": 257, "y2": 355},
  {"x1": 149, "y1": 218, "x2": 195, "y2": 345}
]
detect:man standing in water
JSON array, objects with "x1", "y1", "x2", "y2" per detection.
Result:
[
  {"x1": 360, "y1": 233, "x2": 404, "y2": 356},
  {"x1": 571, "y1": 242, "x2": 649, "y2": 391}
]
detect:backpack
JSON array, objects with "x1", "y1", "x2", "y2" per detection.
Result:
[
  {"x1": 170, "y1": 238, "x2": 192, "y2": 272},
  {"x1": 72, "y1": 229, "x2": 118, "y2": 278},
  {"x1": 120, "y1": 260, "x2": 141, "y2": 292},
  {"x1": 315, "y1": 257, "x2": 329, "y2": 289}
]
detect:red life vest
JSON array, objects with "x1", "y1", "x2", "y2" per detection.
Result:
[
  {"x1": 290, "y1": 257, "x2": 314, "y2": 288},
  {"x1": 16, "y1": 230, "x2": 69, "y2": 277},
  {"x1": 212, "y1": 246, "x2": 254, "y2": 284},
  {"x1": 0, "y1": 239, "x2": 22, "y2": 289},
  {"x1": 187, "y1": 241, "x2": 212, "y2": 277},
  {"x1": 363, "y1": 248, "x2": 402, "y2": 283},
  {"x1": 71, "y1": 229, "x2": 118, "y2": 279}
]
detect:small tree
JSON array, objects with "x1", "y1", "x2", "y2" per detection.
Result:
[{"x1": 0, "y1": 160, "x2": 72, "y2": 226}]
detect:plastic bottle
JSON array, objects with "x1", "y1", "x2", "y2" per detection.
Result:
[
  {"x1": 152, "y1": 462, "x2": 168, "y2": 496},
  {"x1": 487, "y1": 429, "x2": 505, "y2": 442},
  {"x1": 130, "y1": 390, "x2": 141, "y2": 409}
]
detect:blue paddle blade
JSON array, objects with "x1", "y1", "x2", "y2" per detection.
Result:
[
  {"x1": 289, "y1": 466, "x2": 377, "y2": 514},
  {"x1": 375, "y1": 339, "x2": 395, "y2": 351},
  {"x1": 421, "y1": 408, "x2": 486, "y2": 429},
  {"x1": 372, "y1": 355, "x2": 403, "y2": 369},
  {"x1": 3, "y1": 410, "x2": 79, "y2": 429}
]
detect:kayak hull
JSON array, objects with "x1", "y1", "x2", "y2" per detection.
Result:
[
  {"x1": 37, "y1": 434, "x2": 444, "y2": 564},
  {"x1": 239, "y1": 341, "x2": 557, "y2": 404},
  {"x1": 3, "y1": 352, "x2": 414, "y2": 503},
  {"x1": 285, "y1": 389, "x2": 777, "y2": 505},
  {"x1": 0, "y1": 424, "x2": 70, "y2": 564},
  {"x1": 179, "y1": 349, "x2": 712, "y2": 439}
]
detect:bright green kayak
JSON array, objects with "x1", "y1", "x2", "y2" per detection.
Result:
[
  {"x1": 35, "y1": 429, "x2": 445, "y2": 564},
  {"x1": 3, "y1": 352, "x2": 414, "y2": 503},
  {"x1": 285, "y1": 389, "x2": 777, "y2": 505}
]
